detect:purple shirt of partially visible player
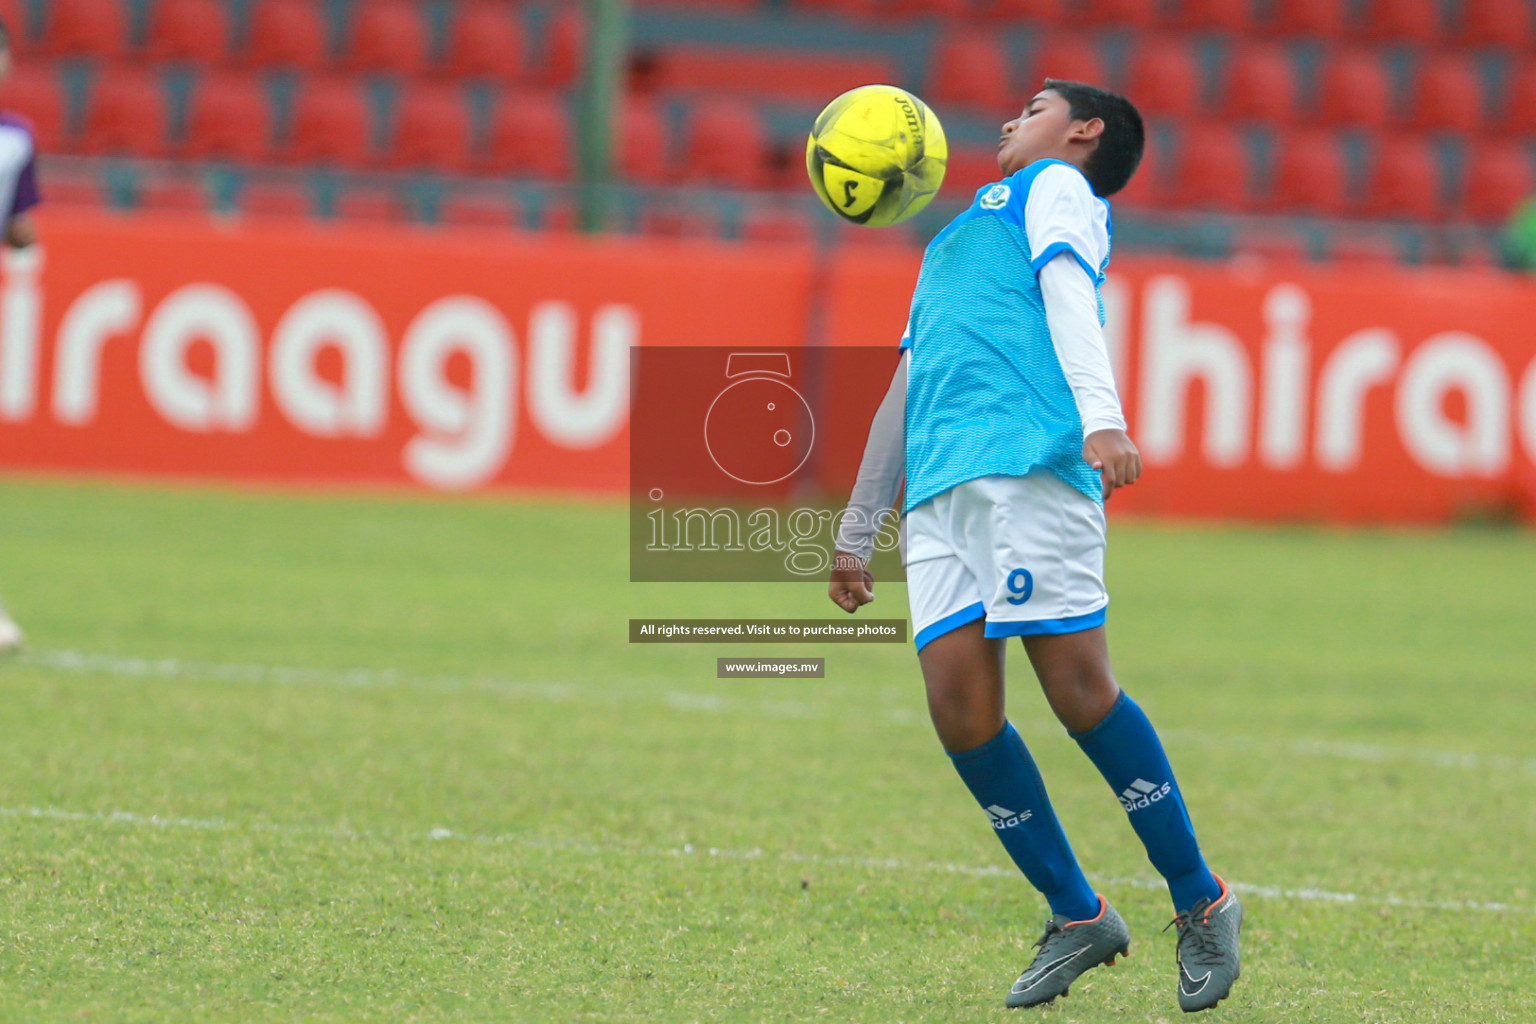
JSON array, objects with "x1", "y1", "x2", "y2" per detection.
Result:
[{"x1": 0, "y1": 112, "x2": 39, "y2": 219}]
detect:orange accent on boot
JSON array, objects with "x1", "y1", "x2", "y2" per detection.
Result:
[
  {"x1": 1064, "y1": 895, "x2": 1108, "y2": 927},
  {"x1": 1202, "y1": 873, "x2": 1233, "y2": 922}
]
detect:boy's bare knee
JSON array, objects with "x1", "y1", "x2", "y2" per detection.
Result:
[
  {"x1": 927, "y1": 694, "x2": 1003, "y2": 753},
  {"x1": 1040, "y1": 670, "x2": 1120, "y2": 733},
  {"x1": 1021, "y1": 627, "x2": 1120, "y2": 732},
  {"x1": 918, "y1": 622, "x2": 1006, "y2": 753}
]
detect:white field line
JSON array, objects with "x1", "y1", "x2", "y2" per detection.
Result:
[
  {"x1": 2, "y1": 803, "x2": 1529, "y2": 917},
  {"x1": 19, "y1": 648, "x2": 1536, "y2": 779}
]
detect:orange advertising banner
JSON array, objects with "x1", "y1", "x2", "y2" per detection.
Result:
[
  {"x1": 0, "y1": 210, "x2": 815, "y2": 494},
  {"x1": 2, "y1": 210, "x2": 1535, "y2": 524},
  {"x1": 819, "y1": 251, "x2": 1536, "y2": 523}
]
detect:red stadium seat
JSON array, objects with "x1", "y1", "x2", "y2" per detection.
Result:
[
  {"x1": 1461, "y1": 141, "x2": 1535, "y2": 222},
  {"x1": 0, "y1": 0, "x2": 27, "y2": 52},
  {"x1": 1437, "y1": 234, "x2": 1498, "y2": 267},
  {"x1": 440, "y1": 2, "x2": 525, "y2": 82},
  {"x1": 1407, "y1": 53, "x2": 1485, "y2": 133},
  {"x1": 761, "y1": 138, "x2": 809, "y2": 193},
  {"x1": 138, "y1": 180, "x2": 210, "y2": 213},
  {"x1": 1269, "y1": 0, "x2": 1347, "y2": 37},
  {"x1": 1231, "y1": 224, "x2": 1312, "y2": 263},
  {"x1": 539, "y1": 7, "x2": 583, "y2": 86},
  {"x1": 41, "y1": 0, "x2": 127, "y2": 58},
  {"x1": 1175, "y1": 0, "x2": 1259, "y2": 33},
  {"x1": 790, "y1": 0, "x2": 884, "y2": 18},
  {"x1": 889, "y1": 0, "x2": 977, "y2": 17},
  {"x1": 623, "y1": 47, "x2": 668, "y2": 95},
  {"x1": 1457, "y1": 0, "x2": 1534, "y2": 48},
  {"x1": 1268, "y1": 129, "x2": 1349, "y2": 215},
  {"x1": 1357, "y1": 0, "x2": 1442, "y2": 44},
  {"x1": 246, "y1": 0, "x2": 329, "y2": 70},
  {"x1": 145, "y1": 0, "x2": 231, "y2": 63},
  {"x1": 642, "y1": 46, "x2": 897, "y2": 104},
  {"x1": 1168, "y1": 124, "x2": 1252, "y2": 211},
  {"x1": 1503, "y1": 62, "x2": 1536, "y2": 136},
  {"x1": 616, "y1": 95, "x2": 670, "y2": 183},
  {"x1": 0, "y1": 66, "x2": 68, "y2": 152},
  {"x1": 1111, "y1": 134, "x2": 1161, "y2": 208},
  {"x1": 1224, "y1": 44, "x2": 1301, "y2": 123},
  {"x1": 944, "y1": 147, "x2": 1006, "y2": 194},
  {"x1": 439, "y1": 192, "x2": 522, "y2": 230},
  {"x1": 82, "y1": 68, "x2": 170, "y2": 156},
  {"x1": 345, "y1": 0, "x2": 427, "y2": 77},
  {"x1": 1465, "y1": 238, "x2": 1503, "y2": 266},
  {"x1": 1125, "y1": 37, "x2": 1201, "y2": 118},
  {"x1": 833, "y1": 219, "x2": 914, "y2": 248},
  {"x1": 1327, "y1": 232, "x2": 1401, "y2": 265},
  {"x1": 632, "y1": 0, "x2": 760, "y2": 8},
  {"x1": 482, "y1": 90, "x2": 571, "y2": 178},
  {"x1": 1081, "y1": 0, "x2": 1157, "y2": 28},
  {"x1": 43, "y1": 175, "x2": 108, "y2": 208},
  {"x1": 241, "y1": 180, "x2": 313, "y2": 219},
  {"x1": 539, "y1": 197, "x2": 576, "y2": 233},
  {"x1": 741, "y1": 207, "x2": 816, "y2": 244},
  {"x1": 636, "y1": 202, "x2": 722, "y2": 239},
  {"x1": 980, "y1": 0, "x2": 1067, "y2": 23},
  {"x1": 1362, "y1": 134, "x2": 1442, "y2": 220},
  {"x1": 1318, "y1": 49, "x2": 1394, "y2": 127},
  {"x1": 283, "y1": 77, "x2": 372, "y2": 167},
  {"x1": 929, "y1": 31, "x2": 1013, "y2": 112},
  {"x1": 540, "y1": 201, "x2": 577, "y2": 231},
  {"x1": 183, "y1": 73, "x2": 273, "y2": 161},
  {"x1": 681, "y1": 99, "x2": 769, "y2": 189},
  {"x1": 1027, "y1": 34, "x2": 1106, "y2": 91},
  {"x1": 389, "y1": 84, "x2": 471, "y2": 171},
  {"x1": 334, "y1": 185, "x2": 405, "y2": 222}
]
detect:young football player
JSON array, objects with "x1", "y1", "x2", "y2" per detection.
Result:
[
  {"x1": 829, "y1": 80, "x2": 1241, "y2": 1013},
  {"x1": 0, "y1": 14, "x2": 42, "y2": 656}
]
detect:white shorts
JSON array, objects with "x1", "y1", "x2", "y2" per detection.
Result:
[{"x1": 905, "y1": 472, "x2": 1108, "y2": 651}]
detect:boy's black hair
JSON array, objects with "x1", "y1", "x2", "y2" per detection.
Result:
[{"x1": 1042, "y1": 79, "x2": 1145, "y2": 197}]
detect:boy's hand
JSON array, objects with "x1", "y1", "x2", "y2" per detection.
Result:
[
  {"x1": 1084, "y1": 429, "x2": 1141, "y2": 500},
  {"x1": 828, "y1": 550, "x2": 875, "y2": 613},
  {"x1": 5, "y1": 213, "x2": 36, "y2": 249}
]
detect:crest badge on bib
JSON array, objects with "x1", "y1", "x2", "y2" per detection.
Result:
[{"x1": 979, "y1": 183, "x2": 1011, "y2": 210}]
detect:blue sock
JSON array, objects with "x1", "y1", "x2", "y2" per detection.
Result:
[
  {"x1": 948, "y1": 721, "x2": 1100, "y2": 922},
  {"x1": 1072, "y1": 692, "x2": 1222, "y2": 913}
]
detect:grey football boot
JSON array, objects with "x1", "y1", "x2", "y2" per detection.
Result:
[
  {"x1": 1006, "y1": 896, "x2": 1130, "y2": 1009},
  {"x1": 1167, "y1": 874, "x2": 1243, "y2": 1012}
]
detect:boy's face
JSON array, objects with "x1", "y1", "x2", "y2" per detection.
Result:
[{"x1": 997, "y1": 90, "x2": 1098, "y2": 176}]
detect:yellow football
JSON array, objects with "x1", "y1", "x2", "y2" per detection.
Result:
[{"x1": 806, "y1": 84, "x2": 948, "y2": 227}]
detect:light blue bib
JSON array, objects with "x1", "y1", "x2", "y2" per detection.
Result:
[{"x1": 901, "y1": 159, "x2": 1111, "y2": 514}]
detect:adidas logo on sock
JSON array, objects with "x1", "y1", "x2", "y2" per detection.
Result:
[
  {"x1": 985, "y1": 804, "x2": 1032, "y2": 829},
  {"x1": 1119, "y1": 778, "x2": 1172, "y2": 813}
]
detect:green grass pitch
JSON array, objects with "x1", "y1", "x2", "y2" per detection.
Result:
[{"x1": 0, "y1": 476, "x2": 1533, "y2": 1023}]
